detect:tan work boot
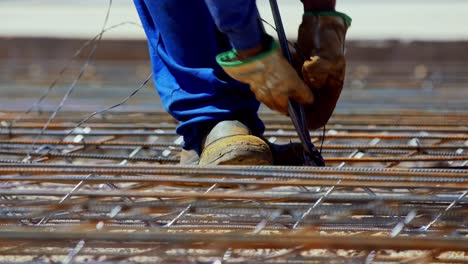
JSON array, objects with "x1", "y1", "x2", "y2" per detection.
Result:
[
  {"x1": 179, "y1": 149, "x2": 200, "y2": 165},
  {"x1": 180, "y1": 140, "x2": 309, "y2": 166},
  {"x1": 294, "y1": 12, "x2": 351, "y2": 130},
  {"x1": 179, "y1": 121, "x2": 317, "y2": 166},
  {"x1": 180, "y1": 120, "x2": 273, "y2": 166}
]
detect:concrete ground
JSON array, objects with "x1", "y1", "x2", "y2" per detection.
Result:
[{"x1": 1, "y1": 0, "x2": 468, "y2": 40}]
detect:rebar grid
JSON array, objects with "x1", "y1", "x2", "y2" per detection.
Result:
[{"x1": 0, "y1": 111, "x2": 466, "y2": 263}]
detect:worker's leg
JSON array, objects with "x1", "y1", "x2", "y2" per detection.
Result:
[{"x1": 133, "y1": 0, "x2": 264, "y2": 155}]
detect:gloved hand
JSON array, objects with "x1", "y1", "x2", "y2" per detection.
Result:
[
  {"x1": 216, "y1": 38, "x2": 314, "y2": 115},
  {"x1": 293, "y1": 12, "x2": 351, "y2": 129}
]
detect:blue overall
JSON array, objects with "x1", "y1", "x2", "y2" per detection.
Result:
[{"x1": 133, "y1": 0, "x2": 265, "y2": 154}]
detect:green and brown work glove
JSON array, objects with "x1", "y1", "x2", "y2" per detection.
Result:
[
  {"x1": 294, "y1": 11, "x2": 351, "y2": 129},
  {"x1": 216, "y1": 38, "x2": 314, "y2": 115}
]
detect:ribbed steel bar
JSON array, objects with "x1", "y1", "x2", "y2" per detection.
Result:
[
  {"x1": 4, "y1": 122, "x2": 468, "y2": 133},
  {"x1": 1, "y1": 174, "x2": 465, "y2": 189},
  {"x1": 0, "y1": 163, "x2": 465, "y2": 176},
  {"x1": 2, "y1": 111, "x2": 466, "y2": 124},
  {"x1": 2, "y1": 128, "x2": 467, "y2": 140},
  {"x1": 0, "y1": 139, "x2": 466, "y2": 150},
  {"x1": 2, "y1": 145, "x2": 467, "y2": 158},
  {"x1": 2, "y1": 189, "x2": 467, "y2": 203},
  {"x1": 0, "y1": 228, "x2": 467, "y2": 251},
  {"x1": 2, "y1": 219, "x2": 466, "y2": 235},
  {"x1": 3, "y1": 199, "x2": 464, "y2": 215},
  {"x1": 1, "y1": 149, "x2": 466, "y2": 163}
]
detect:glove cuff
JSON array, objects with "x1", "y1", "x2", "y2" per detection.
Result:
[
  {"x1": 304, "y1": 11, "x2": 352, "y2": 26},
  {"x1": 216, "y1": 37, "x2": 278, "y2": 68}
]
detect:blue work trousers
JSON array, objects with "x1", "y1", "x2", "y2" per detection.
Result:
[{"x1": 133, "y1": 0, "x2": 265, "y2": 154}]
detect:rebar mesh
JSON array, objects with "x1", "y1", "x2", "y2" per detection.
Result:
[{"x1": 0, "y1": 111, "x2": 466, "y2": 263}]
